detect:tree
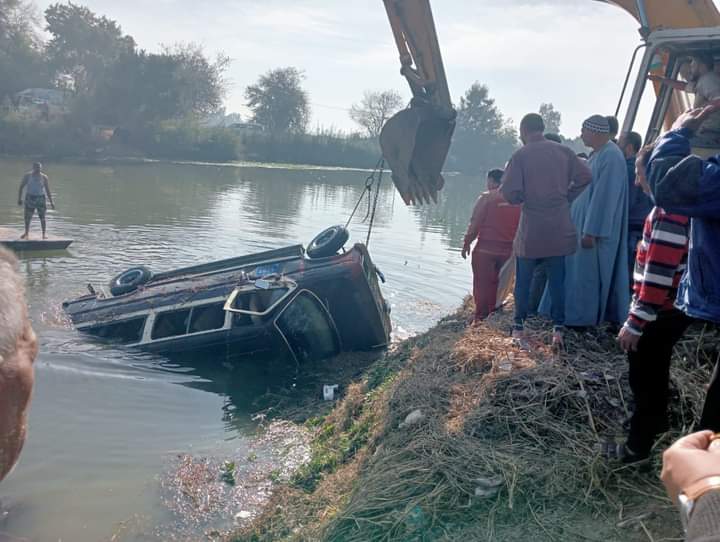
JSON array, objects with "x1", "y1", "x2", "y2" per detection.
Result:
[
  {"x1": 0, "y1": 0, "x2": 49, "y2": 99},
  {"x1": 539, "y1": 103, "x2": 562, "y2": 134},
  {"x1": 349, "y1": 89, "x2": 404, "y2": 137},
  {"x1": 448, "y1": 83, "x2": 518, "y2": 174},
  {"x1": 245, "y1": 67, "x2": 309, "y2": 134},
  {"x1": 45, "y1": 2, "x2": 135, "y2": 94}
]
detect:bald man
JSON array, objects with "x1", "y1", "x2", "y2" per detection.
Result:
[{"x1": 0, "y1": 247, "x2": 37, "y2": 484}]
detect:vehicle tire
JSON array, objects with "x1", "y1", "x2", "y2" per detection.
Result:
[
  {"x1": 306, "y1": 225, "x2": 349, "y2": 259},
  {"x1": 110, "y1": 266, "x2": 153, "y2": 296}
]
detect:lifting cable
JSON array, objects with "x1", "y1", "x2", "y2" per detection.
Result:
[{"x1": 344, "y1": 157, "x2": 386, "y2": 248}]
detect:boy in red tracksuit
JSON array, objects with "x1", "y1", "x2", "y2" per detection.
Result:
[{"x1": 462, "y1": 169, "x2": 521, "y2": 322}]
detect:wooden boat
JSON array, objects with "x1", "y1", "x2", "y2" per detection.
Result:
[
  {"x1": 0, "y1": 228, "x2": 73, "y2": 252},
  {"x1": 62, "y1": 229, "x2": 391, "y2": 362}
]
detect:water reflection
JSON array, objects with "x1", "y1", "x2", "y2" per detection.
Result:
[{"x1": 0, "y1": 156, "x2": 483, "y2": 542}]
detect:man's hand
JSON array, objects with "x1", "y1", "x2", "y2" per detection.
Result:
[
  {"x1": 581, "y1": 235, "x2": 595, "y2": 249},
  {"x1": 617, "y1": 326, "x2": 641, "y2": 352},
  {"x1": 461, "y1": 246, "x2": 469, "y2": 260},
  {"x1": 49, "y1": 201, "x2": 55, "y2": 210},
  {"x1": 661, "y1": 431, "x2": 720, "y2": 504},
  {"x1": 671, "y1": 104, "x2": 720, "y2": 133},
  {"x1": 648, "y1": 74, "x2": 664, "y2": 84},
  {"x1": 17, "y1": 199, "x2": 22, "y2": 207}
]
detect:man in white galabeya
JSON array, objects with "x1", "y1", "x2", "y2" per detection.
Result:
[{"x1": 17, "y1": 162, "x2": 55, "y2": 240}]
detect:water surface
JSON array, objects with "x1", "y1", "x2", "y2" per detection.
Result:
[{"x1": 0, "y1": 157, "x2": 480, "y2": 541}]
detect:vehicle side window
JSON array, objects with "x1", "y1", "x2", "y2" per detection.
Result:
[
  {"x1": 275, "y1": 292, "x2": 339, "y2": 362},
  {"x1": 152, "y1": 309, "x2": 191, "y2": 339},
  {"x1": 189, "y1": 303, "x2": 226, "y2": 333},
  {"x1": 230, "y1": 288, "x2": 289, "y2": 314},
  {"x1": 87, "y1": 317, "x2": 146, "y2": 343}
]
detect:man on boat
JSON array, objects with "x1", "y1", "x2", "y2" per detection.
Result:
[
  {"x1": 17, "y1": 162, "x2": 55, "y2": 240},
  {"x1": 0, "y1": 247, "x2": 37, "y2": 484}
]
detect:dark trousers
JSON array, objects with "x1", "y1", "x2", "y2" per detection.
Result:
[
  {"x1": 514, "y1": 256, "x2": 565, "y2": 329},
  {"x1": 471, "y1": 249, "x2": 511, "y2": 320},
  {"x1": 527, "y1": 261, "x2": 549, "y2": 315},
  {"x1": 628, "y1": 310, "x2": 720, "y2": 454}
]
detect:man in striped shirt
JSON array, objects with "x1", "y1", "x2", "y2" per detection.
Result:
[{"x1": 617, "y1": 151, "x2": 692, "y2": 463}]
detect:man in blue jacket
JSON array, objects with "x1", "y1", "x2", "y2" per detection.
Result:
[{"x1": 649, "y1": 104, "x2": 720, "y2": 431}]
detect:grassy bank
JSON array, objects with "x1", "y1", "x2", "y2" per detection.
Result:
[{"x1": 229, "y1": 299, "x2": 719, "y2": 541}]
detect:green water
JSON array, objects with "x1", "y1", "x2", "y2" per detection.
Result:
[{"x1": 0, "y1": 157, "x2": 481, "y2": 541}]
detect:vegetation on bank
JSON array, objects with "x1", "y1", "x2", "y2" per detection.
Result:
[{"x1": 228, "y1": 299, "x2": 718, "y2": 541}]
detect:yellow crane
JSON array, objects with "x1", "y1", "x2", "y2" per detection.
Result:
[{"x1": 381, "y1": 0, "x2": 720, "y2": 204}]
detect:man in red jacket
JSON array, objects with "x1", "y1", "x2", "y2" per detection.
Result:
[{"x1": 462, "y1": 169, "x2": 520, "y2": 322}]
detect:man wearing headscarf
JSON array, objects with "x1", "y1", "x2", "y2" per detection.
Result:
[{"x1": 545, "y1": 115, "x2": 630, "y2": 327}]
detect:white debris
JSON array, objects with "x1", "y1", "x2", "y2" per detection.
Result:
[{"x1": 399, "y1": 409, "x2": 424, "y2": 429}]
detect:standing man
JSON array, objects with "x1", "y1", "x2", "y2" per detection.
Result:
[
  {"x1": 648, "y1": 104, "x2": 720, "y2": 432},
  {"x1": 18, "y1": 162, "x2": 55, "y2": 240},
  {"x1": 558, "y1": 115, "x2": 630, "y2": 328},
  {"x1": 620, "y1": 131, "x2": 653, "y2": 279},
  {"x1": 501, "y1": 113, "x2": 592, "y2": 347},
  {"x1": 461, "y1": 168, "x2": 520, "y2": 323}
]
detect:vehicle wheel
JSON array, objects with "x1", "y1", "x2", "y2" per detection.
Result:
[
  {"x1": 110, "y1": 266, "x2": 153, "y2": 296},
  {"x1": 306, "y1": 225, "x2": 349, "y2": 259}
]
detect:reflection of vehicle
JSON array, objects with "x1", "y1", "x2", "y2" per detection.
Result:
[
  {"x1": 381, "y1": 1, "x2": 720, "y2": 203},
  {"x1": 62, "y1": 239, "x2": 391, "y2": 362}
]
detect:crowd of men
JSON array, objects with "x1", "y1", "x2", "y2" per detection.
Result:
[
  {"x1": 463, "y1": 105, "x2": 720, "y2": 447},
  {"x1": 463, "y1": 99, "x2": 720, "y2": 535}
]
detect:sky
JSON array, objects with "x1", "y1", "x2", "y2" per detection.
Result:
[{"x1": 33, "y1": 0, "x2": 693, "y2": 137}]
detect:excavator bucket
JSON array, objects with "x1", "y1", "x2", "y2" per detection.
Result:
[
  {"x1": 382, "y1": 0, "x2": 456, "y2": 205},
  {"x1": 380, "y1": 101, "x2": 455, "y2": 205}
]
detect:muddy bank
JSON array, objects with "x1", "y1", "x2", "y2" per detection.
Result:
[{"x1": 225, "y1": 299, "x2": 720, "y2": 542}]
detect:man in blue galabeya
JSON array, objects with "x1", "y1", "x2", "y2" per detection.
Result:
[{"x1": 544, "y1": 115, "x2": 630, "y2": 327}]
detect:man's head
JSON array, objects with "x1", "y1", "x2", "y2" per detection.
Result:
[
  {"x1": 619, "y1": 131, "x2": 643, "y2": 159},
  {"x1": 606, "y1": 116, "x2": 619, "y2": 142},
  {"x1": 691, "y1": 54, "x2": 714, "y2": 80},
  {"x1": 544, "y1": 133, "x2": 563, "y2": 144},
  {"x1": 581, "y1": 115, "x2": 611, "y2": 150},
  {"x1": 486, "y1": 168, "x2": 504, "y2": 191},
  {"x1": 0, "y1": 248, "x2": 36, "y2": 483},
  {"x1": 519, "y1": 113, "x2": 545, "y2": 145},
  {"x1": 32, "y1": 162, "x2": 41, "y2": 174}
]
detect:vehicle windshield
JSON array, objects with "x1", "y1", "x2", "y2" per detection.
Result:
[{"x1": 274, "y1": 291, "x2": 339, "y2": 363}]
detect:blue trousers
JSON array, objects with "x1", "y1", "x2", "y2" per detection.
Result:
[{"x1": 514, "y1": 256, "x2": 565, "y2": 329}]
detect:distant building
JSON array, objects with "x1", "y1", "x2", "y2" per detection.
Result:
[
  {"x1": 14, "y1": 88, "x2": 71, "y2": 121},
  {"x1": 228, "y1": 122, "x2": 264, "y2": 135}
]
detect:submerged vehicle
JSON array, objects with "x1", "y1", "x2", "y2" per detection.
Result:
[{"x1": 62, "y1": 227, "x2": 391, "y2": 362}]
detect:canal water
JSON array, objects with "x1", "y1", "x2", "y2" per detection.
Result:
[{"x1": 0, "y1": 157, "x2": 480, "y2": 541}]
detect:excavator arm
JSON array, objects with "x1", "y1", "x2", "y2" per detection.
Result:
[
  {"x1": 380, "y1": 0, "x2": 720, "y2": 206},
  {"x1": 381, "y1": 0, "x2": 456, "y2": 206}
]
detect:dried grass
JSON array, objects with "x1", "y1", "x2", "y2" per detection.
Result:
[{"x1": 237, "y1": 300, "x2": 720, "y2": 542}]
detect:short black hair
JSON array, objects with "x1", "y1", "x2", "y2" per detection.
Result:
[
  {"x1": 520, "y1": 113, "x2": 544, "y2": 133},
  {"x1": 544, "y1": 133, "x2": 562, "y2": 144},
  {"x1": 487, "y1": 168, "x2": 504, "y2": 184},
  {"x1": 693, "y1": 53, "x2": 715, "y2": 70},
  {"x1": 625, "y1": 131, "x2": 642, "y2": 153},
  {"x1": 606, "y1": 116, "x2": 619, "y2": 135}
]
